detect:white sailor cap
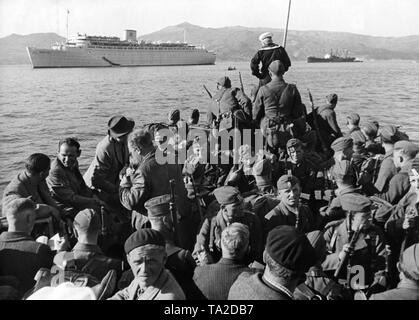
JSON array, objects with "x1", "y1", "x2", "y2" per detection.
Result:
[{"x1": 259, "y1": 32, "x2": 273, "y2": 42}]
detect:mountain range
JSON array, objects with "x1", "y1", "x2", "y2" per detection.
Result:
[{"x1": 1, "y1": 22, "x2": 419, "y2": 64}]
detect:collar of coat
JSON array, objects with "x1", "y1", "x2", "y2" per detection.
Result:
[
  {"x1": 127, "y1": 268, "x2": 169, "y2": 300},
  {"x1": 0, "y1": 231, "x2": 33, "y2": 242}
]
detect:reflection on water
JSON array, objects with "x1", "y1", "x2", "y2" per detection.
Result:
[{"x1": 0, "y1": 60, "x2": 419, "y2": 197}]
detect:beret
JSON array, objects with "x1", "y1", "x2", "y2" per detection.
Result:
[
  {"x1": 347, "y1": 113, "x2": 360, "y2": 125},
  {"x1": 124, "y1": 229, "x2": 165, "y2": 254},
  {"x1": 326, "y1": 93, "x2": 338, "y2": 104},
  {"x1": 144, "y1": 194, "x2": 171, "y2": 218},
  {"x1": 340, "y1": 193, "x2": 372, "y2": 213},
  {"x1": 400, "y1": 243, "x2": 419, "y2": 281},
  {"x1": 331, "y1": 137, "x2": 353, "y2": 152},
  {"x1": 286, "y1": 138, "x2": 303, "y2": 150},
  {"x1": 217, "y1": 76, "x2": 231, "y2": 88},
  {"x1": 330, "y1": 160, "x2": 355, "y2": 183},
  {"x1": 259, "y1": 32, "x2": 273, "y2": 42},
  {"x1": 266, "y1": 226, "x2": 317, "y2": 273},
  {"x1": 394, "y1": 140, "x2": 419, "y2": 158},
  {"x1": 362, "y1": 122, "x2": 379, "y2": 137},
  {"x1": 306, "y1": 231, "x2": 327, "y2": 262},
  {"x1": 213, "y1": 186, "x2": 243, "y2": 205},
  {"x1": 277, "y1": 175, "x2": 300, "y2": 191},
  {"x1": 74, "y1": 209, "x2": 101, "y2": 233},
  {"x1": 268, "y1": 60, "x2": 285, "y2": 76}
]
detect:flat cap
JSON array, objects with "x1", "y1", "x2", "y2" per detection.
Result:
[
  {"x1": 259, "y1": 32, "x2": 273, "y2": 42},
  {"x1": 340, "y1": 193, "x2": 372, "y2": 213},
  {"x1": 144, "y1": 194, "x2": 171, "y2": 218},
  {"x1": 400, "y1": 243, "x2": 419, "y2": 281},
  {"x1": 266, "y1": 226, "x2": 317, "y2": 273},
  {"x1": 331, "y1": 137, "x2": 353, "y2": 152},
  {"x1": 286, "y1": 138, "x2": 303, "y2": 150},
  {"x1": 74, "y1": 209, "x2": 101, "y2": 233},
  {"x1": 213, "y1": 186, "x2": 243, "y2": 206},
  {"x1": 268, "y1": 60, "x2": 285, "y2": 76},
  {"x1": 330, "y1": 160, "x2": 355, "y2": 183},
  {"x1": 124, "y1": 229, "x2": 165, "y2": 254},
  {"x1": 347, "y1": 113, "x2": 360, "y2": 125},
  {"x1": 394, "y1": 140, "x2": 419, "y2": 158},
  {"x1": 362, "y1": 122, "x2": 379, "y2": 138},
  {"x1": 277, "y1": 175, "x2": 300, "y2": 191},
  {"x1": 217, "y1": 76, "x2": 231, "y2": 88},
  {"x1": 326, "y1": 93, "x2": 338, "y2": 105}
]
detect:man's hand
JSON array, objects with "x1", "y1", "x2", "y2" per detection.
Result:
[
  {"x1": 194, "y1": 245, "x2": 213, "y2": 266},
  {"x1": 338, "y1": 243, "x2": 353, "y2": 261}
]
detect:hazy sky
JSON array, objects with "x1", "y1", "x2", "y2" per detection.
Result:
[{"x1": 1, "y1": 0, "x2": 419, "y2": 38}]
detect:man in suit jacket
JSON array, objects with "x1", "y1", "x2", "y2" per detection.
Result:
[
  {"x1": 84, "y1": 116, "x2": 135, "y2": 206},
  {"x1": 47, "y1": 138, "x2": 105, "y2": 219},
  {"x1": 194, "y1": 223, "x2": 253, "y2": 300},
  {"x1": 0, "y1": 199, "x2": 67, "y2": 296},
  {"x1": 2, "y1": 153, "x2": 60, "y2": 221}
]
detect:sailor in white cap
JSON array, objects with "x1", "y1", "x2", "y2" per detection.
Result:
[{"x1": 250, "y1": 32, "x2": 291, "y2": 87}]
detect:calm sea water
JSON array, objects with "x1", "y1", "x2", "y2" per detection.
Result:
[{"x1": 1, "y1": 60, "x2": 419, "y2": 198}]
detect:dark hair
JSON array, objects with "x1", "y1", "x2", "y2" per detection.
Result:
[
  {"x1": 25, "y1": 153, "x2": 51, "y2": 174},
  {"x1": 58, "y1": 137, "x2": 80, "y2": 151},
  {"x1": 129, "y1": 128, "x2": 153, "y2": 150}
]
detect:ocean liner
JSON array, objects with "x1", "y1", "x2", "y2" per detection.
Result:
[
  {"x1": 26, "y1": 30, "x2": 216, "y2": 68},
  {"x1": 307, "y1": 50, "x2": 361, "y2": 63}
]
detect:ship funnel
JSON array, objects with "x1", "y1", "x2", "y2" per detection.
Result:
[{"x1": 125, "y1": 29, "x2": 137, "y2": 42}]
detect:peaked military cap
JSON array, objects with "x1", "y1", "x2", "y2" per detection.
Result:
[
  {"x1": 331, "y1": 137, "x2": 353, "y2": 152},
  {"x1": 394, "y1": 140, "x2": 419, "y2": 158},
  {"x1": 380, "y1": 125, "x2": 409, "y2": 144},
  {"x1": 400, "y1": 243, "x2": 419, "y2": 281},
  {"x1": 268, "y1": 60, "x2": 285, "y2": 76},
  {"x1": 144, "y1": 194, "x2": 171, "y2": 218},
  {"x1": 340, "y1": 193, "x2": 372, "y2": 213},
  {"x1": 286, "y1": 138, "x2": 303, "y2": 150},
  {"x1": 124, "y1": 229, "x2": 165, "y2": 254},
  {"x1": 266, "y1": 226, "x2": 317, "y2": 273},
  {"x1": 259, "y1": 32, "x2": 273, "y2": 42},
  {"x1": 277, "y1": 175, "x2": 300, "y2": 191},
  {"x1": 213, "y1": 186, "x2": 243, "y2": 205}
]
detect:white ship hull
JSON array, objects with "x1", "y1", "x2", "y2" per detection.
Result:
[{"x1": 26, "y1": 46, "x2": 216, "y2": 68}]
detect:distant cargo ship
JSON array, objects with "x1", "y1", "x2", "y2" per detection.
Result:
[
  {"x1": 26, "y1": 29, "x2": 216, "y2": 68},
  {"x1": 307, "y1": 50, "x2": 362, "y2": 63}
]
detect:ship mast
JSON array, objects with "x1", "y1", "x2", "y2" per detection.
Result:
[
  {"x1": 66, "y1": 9, "x2": 70, "y2": 42},
  {"x1": 282, "y1": 0, "x2": 292, "y2": 48}
]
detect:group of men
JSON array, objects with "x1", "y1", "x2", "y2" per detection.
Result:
[{"x1": 0, "y1": 32, "x2": 418, "y2": 301}]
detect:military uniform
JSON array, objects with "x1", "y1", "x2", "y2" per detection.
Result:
[
  {"x1": 264, "y1": 202, "x2": 318, "y2": 236},
  {"x1": 375, "y1": 162, "x2": 412, "y2": 205}
]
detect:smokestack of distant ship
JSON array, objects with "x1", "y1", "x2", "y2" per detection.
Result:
[{"x1": 125, "y1": 30, "x2": 137, "y2": 42}]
